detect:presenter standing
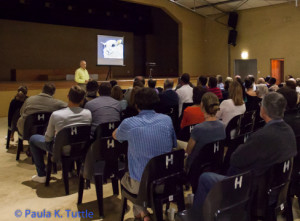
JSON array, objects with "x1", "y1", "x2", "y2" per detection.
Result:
[{"x1": 75, "y1": 60, "x2": 90, "y2": 90}]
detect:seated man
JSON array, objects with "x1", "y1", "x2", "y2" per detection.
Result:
[
  {"x1": 156, "y1": 78, "x2": 179, "y2": 114},
  {"x1": 29, "y1": 86, "x2": 92, "y2": 183},
  {"x1": 176, "y1": 73, "x2": 193, "y2": 117},
  {"x1": 85, "y1": 82, "x2": 121, "y2": 135},
  {"x1": 17, "y1": 83, "x2": 67, "y2": 136},
  {"x1": 113, "y1": 88, "x2": 177, "y2": 221},
  {"x1": 191, "y1": 92, "x2": 297, "y2": 218}
]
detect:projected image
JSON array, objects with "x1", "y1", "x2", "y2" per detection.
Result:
[
  {"x1": 102, "y1": 39, "x2": 123, "y2": 59},
  {"x1": 97, "y1": 35, "x2": 124, "y2": 66}
]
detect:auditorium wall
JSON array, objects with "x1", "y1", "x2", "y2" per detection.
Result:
[
  {"x1": 0, "y1": 19, "x2": 135, "y2": 81},
  {"x1": 203, "y1": 3, "x2": 300, "y2": 79}
]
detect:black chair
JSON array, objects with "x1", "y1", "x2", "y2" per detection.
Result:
[
  {"x1": 164, "y1": 105, "x2": 179, "y2": 133},
  {"x1": 188, "y1": 140, "x2": 225, "y2": 193},
  {"x1": 120, "y1": 149, "x2": 186, "y2": 221},
  {"x1": 177, "y1": 124, "x2": 196, "y2": 142},
  {"x1": 251, "y1": 158, "x2": 293, "y2": 221},
  {"x1": 78, "y1": 121, "x2": 127, "y2": 219},
  {"x1": 16, "y1": 112, "x2": 52, "y2": 160},
  {"x1": 45, "y1": 125, "x2": 91, "y2": 195},
  {"x1": 202, "y1": 171, "x2": 252, "y2": 221},
  {"x1": 239, "y1": 110, "x2": 256, "y2": 135}
]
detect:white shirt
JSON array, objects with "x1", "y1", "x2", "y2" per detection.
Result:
[
  {"x1": 176, "y1": 84, "x2": 193, "y2": 116},
  {"x1": 216, "y1": 99, "x2": 246, "y2": 126}
]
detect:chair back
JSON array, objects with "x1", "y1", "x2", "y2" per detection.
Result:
[
  {"x1": 239, "y1": 110, "x2": 256, "y2": 135},
  {"x1": 52, "y1": 125, "x2": 91, "y2": 162},
  {"x1": 22, "y1": 112, "x2": 52, "y2": 140},
  {"x1": 177, "y1": 124, "x2": 196, "y2": 142},
  {"x1": 225, "y1": 114, "x2": 243, "y2": 143},
  {"x1": 251, "y1": 158, "x2": 293, "y2": 218},
  {"x1": 164, "y1": 105, "x2": 179, "y2": 132},
  {"x1": 188, "y1": 140, "x2": 225, "y2": 192},
  {"x1": 137, "y1": 149, "x2": 185, "y2": 206},
  {"x1": 202, "y1": 171, "x2": 252, "y2": 221},
  {"x1": 93, "y1": 121, "x2": 126, "y2": 179}
]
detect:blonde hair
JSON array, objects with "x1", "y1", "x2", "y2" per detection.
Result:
[
  {"x1": 229, "y1": 81, "x2": 244, "y2": 106},
  {"x1": 201, "y1": 92, "x2": 220, "y2": 116}
]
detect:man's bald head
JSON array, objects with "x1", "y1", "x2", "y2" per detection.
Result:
[{"x1": 80, "y1": 60, "x2": 87, "y2": 69}]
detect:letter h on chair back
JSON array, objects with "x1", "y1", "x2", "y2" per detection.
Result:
[
  {"x1": 16, "y1": 112, "x2": 52, "y2": 161},
  {"x1": 78, "y1": 121, "x2": 127, "y2": 219},
  {"x1": 120, "y1": 149, "x2": 186, "y2": 221},
  {"x1": 45, "y1": 125, "x2": 91, "y2": 195},
  {"x1": 202, "y1": 171, "x2": 253, "y2": 221},
  {"x1": 251, "y1": 158, "x2": 293, "y2": 221}
]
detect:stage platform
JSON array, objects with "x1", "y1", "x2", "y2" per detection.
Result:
[{"x1": 0, "y1": 77, "x2": 198, "y2": 117}]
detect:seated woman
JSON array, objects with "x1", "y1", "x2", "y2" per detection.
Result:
[
  {"x1": 121, "y1": 86, "x2": 142, "y2": 120},
  {"x1": 181, "y1": 86, "x2": 206, "y2": 129},
  {"x1": 8, "y1": 86, "x2": 28, "y2": 141},
  {"x1": 244, "y1": 78, "x2": 261, "y2": 112},
  {"x1": 207, "y1": 77, "x2": 223, "y2": 99},
  {"x1": 216, "y1": 80, "x2": 246, "y2": 126},
  {"x1": 185, "y1": 92, "x2": 226, "y2": 171},
  {"x1": 82, "y1": 80, "x2": 98, "y2": 107},
  {"x1": 111, "y1": 85, "x2": 128, "y2": 111}
]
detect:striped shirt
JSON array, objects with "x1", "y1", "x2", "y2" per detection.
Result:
[
  {"x1": 208, "y1": 87, "x2": 223, "y2": 99},
  {"x1": 115, "y1": 110, "x2": 177, "y2": 182}
]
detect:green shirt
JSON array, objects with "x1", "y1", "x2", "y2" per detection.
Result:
[{"x1": 75, "y1": 67, "x2": 89, "y2": 84}]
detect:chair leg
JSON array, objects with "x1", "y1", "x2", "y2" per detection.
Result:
[
  {"x1": 6, "y1": 129, "x2": 11, "y2": 149},
  {"x1": 177, "y1": 187, "x2": 186, "y2": 212},
  {"x1": 62, "y1": 159, "x2": 71, "y2": 195},
  {"x1": 120, "y1": 196, "x2": 127, "y2": 221},
  {"x1": 16, "y1": 138, "x2": 23, "y2": 161},
  {"x1": 78, "y1": 173, "x2": 85, "y2": 204},
  {"x1": 112, "y1": 177, "x2": 119, "y2": 195},
  {"x1": 45, "y1": 154, "x2": 52, "y2": 186},
  {"x1": 152, "y1": 199, "x2": 164, "y2": 221},
  {"x1": 52, "y1": 163, "x2": 57, "y2": 174},
  {"x1": 95, "y1": 174, "x2": 104, "y2": 219}
]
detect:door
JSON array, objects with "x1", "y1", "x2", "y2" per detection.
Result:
[
  {"x1": 270, "y1": 59, "x2": 284, "y2": 84},
  {"x1": 234, "y1": 59, "x2": 257, "y2": 80}
]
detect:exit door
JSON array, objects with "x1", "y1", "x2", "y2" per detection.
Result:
[{"x1": 270, "y1": 59, "x2": 284, "y2": 84}]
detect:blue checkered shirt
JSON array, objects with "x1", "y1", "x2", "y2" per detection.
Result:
[{"x1": 116, "y1": 110, "x2": 177, "y2": 182}]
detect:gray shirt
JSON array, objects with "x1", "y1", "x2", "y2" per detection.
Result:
[
  {"x1": 187, "y1": 120, "x2": 226, "y2": 169},
  {"x1": 85, "y1": 96, "x2": 121, "y2": 134}
]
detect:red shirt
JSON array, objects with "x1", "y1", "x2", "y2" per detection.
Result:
[
  {"x1": 180, "y1": 106, "x2": 205, "y2": 129},
  {"x1": 208, "y1": 87, "x2": 223, "y2": 99}
]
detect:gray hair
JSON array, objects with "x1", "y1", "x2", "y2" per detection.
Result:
[
  {"x1": 164, "y1": 79, "x2": 174, "y2": 89},
  {"x1": 262, "y1": 92, "x2": 286, "y2": 119},
  {"x1": 256, "y1": 84, "x2": 268, "y2": 98}
]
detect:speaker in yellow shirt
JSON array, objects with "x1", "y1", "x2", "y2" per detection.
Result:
[{"x1": 75, "y1": 60, "x2": 90, "y2": 90}]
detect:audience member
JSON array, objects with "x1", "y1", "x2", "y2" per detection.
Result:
[
  {"x1": 148, "y1": 79, "x2": 159, "y2": 94},
  {"x1": 191, "y1": 92, "x2": 297, "y2": 219},
  {"x1": 268, "y1": 77, "x2": 278, "y2": 91},
  {"x1": 176, "y1": 73, "x2": 193, "y2": 116},
  {"x1": 257, "y1": 77, "x2": 266, "y2": 84},
  {"x1": 82, "y1": 80, "x2": 98, "y2": 107},
  {"x1": 222, "y1": 79, "x2": 231, "y2": 100},
  {"x1": 124, "y1": 76, "x2": 145, "y2": 102},
  {"x1": 207, "y1": 77, "x2": 223, "y2": 99},
  {"x1": 244, "y1": 77, "x2": 261, "y2": 111},
  {"x1": 216, "y1": 81, "x2": 246, "y2": 126},
  {"x1": 285, "y1": 79, "x2": 297, "y2": 90},
  {"x1": 17, "y1": 83, "x2": 67, "y2": 136},
  {"x1": 122, "y1": 86, "x2": 142, "y2": 119},
  {"x1": 8, "y1": 86, "x2": 28, "y2": 141},
  {"x1": 185, "y1": 92, "x2": 225, "y2": 170},
  {"x1": 111, "y1": 85, "x2": 128, "y2": 111},
  {"x1": 235, "y1": 77, "x2": 247, "y2": 100},
  {"x1": 109, "y1": 80, "x2": 118, "y2": 88},
  {"x1": 113, "y1": 88, "x2": 176, "y2": 221},
  {"x1": 216, "y1": 75, "x2": 224, "y2": 90},
  {"x1": 29, "y1": 86, "x2": 92, "y2": 183},
  {"x1": 157, "y1": 79, "x2": 179, "y2": 114},
  {"x1": 85, "y1": 82, "x2": 121, "y2": 135},
  {"x1": 256, "y1": 84, "x2": 269, "y2": 98},
  {"x1": 296, "y1": 78, "x2": 300, "y2": 94},
  {"x1": 181, "y1": 86, "x2": 206, "y2": 129},
  {"x1": 197, "y1": 76, "x2": 208, "y2": 89}
]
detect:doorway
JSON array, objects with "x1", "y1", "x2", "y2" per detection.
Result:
[
  {"x1": 270, "y1": 59, "x2": 284, "y2": 84},
  {"x1": 234, "y1": 59, "x2": 257, "y2": 80}
]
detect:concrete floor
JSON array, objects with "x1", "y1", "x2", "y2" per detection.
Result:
[{"x1": 1, "y1": 116, "x2": 300, "y2": 221}]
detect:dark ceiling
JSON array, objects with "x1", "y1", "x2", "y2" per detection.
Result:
[{"x1": 0, "y1": 0, "x2": 153, "y2": 34}]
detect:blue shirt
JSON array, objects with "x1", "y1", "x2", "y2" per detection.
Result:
[{"x1": 116, "y1": 110, "x2": 177, "y2": 182}]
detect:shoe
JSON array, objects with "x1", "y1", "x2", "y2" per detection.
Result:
[{"x1": 32, "y1": 175, "x2": 46, "y2": 183}]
